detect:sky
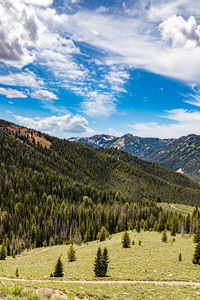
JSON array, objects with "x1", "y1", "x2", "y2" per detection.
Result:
[{"x1": 1, "y1": 0, "x2": 200, "y2": 138}]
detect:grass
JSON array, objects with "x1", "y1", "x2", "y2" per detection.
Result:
[
  {"x1": 0, "y1": 231, "x2": 200, "y2": 299},
  {"x1": 0, "y1": 231, "x2": 199, "y2": 281},
  {"x1": 1, "y1": 280, "x2": 200, "y2": 299},
  {"x1": 157, "y1": 202, "x2": 199, "y2": 215}
]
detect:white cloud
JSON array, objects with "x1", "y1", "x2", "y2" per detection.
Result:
[
  {"x1": 24, "y1": 0, "x2": 53, "y2": 7},
  {"x1": 130, "y1": 109, "x2": 200, "y2": 138},
  {"x1": 0, "y1": 87, "x2": 27, "y2": 98},
  {"x1": 0, "y1": 70, "x2": 44, "y2": 88},
  {"x1": 159, "y1": 15, "x2": 200, "y2": 49},
  {"x1": 82, "y1": 90, "x2": 116, "y2": 117},
  {"x1": 14, "y1": 113, "x2": 95, "y2": 134},
  {"x1": 185, "y1": 94, "x2": 200, "y2": 107},
  {"x1": 31, "y1": 90, "x2": 58, "y2": 100}
]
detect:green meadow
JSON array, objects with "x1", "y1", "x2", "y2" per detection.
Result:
[{"x1": 0, "y1": 231, "x2": 200, "y2": 299}]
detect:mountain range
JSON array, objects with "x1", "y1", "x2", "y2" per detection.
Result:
[
  {"x1": 70, "y1": 134, "x2": 200, "y2": 181},
  {"x1": 0, "y1": 119, "x2": 200, "y2": 206}
]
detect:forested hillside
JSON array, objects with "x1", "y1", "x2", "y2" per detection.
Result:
[
  {"x1": 71, "y1": 133, "x2": 200, "y2": 180},
  {"x1": 0, "y1": 119, "x2": 199, "y2": 251}
]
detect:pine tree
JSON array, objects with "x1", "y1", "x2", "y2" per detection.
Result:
[
  {"x1": 6, "y1": 238, "x2": 11, "y2": 256},
  {"x1": 193, "y1": 229, "x2": 200, "y2": 243},
  {"x1": 102, "y1": 247, "x2": 109, "y2": 277},
  {"x1": 193, "y1": 241, "x2": 200, "y2": 265},
  {"x1": 16, "y1": 267, "x2": 19, "y2": 277},
  {"x1": 179, "y1": 253, "x2": 182, "y2": 261},
  {"x1": 136, "y1": 221, "x2": 141, "y2": 233},
  {"x1": 94, "y1": 247, "x2": 103, "y2": 277},
  {"x1": 68, "y1": 245, "x2": 76, "y2": 262},
  {"x1": 122, "y1": 231, "x2": 131, "y2": 248},
  {"x1": 162, "y1": 230, "x2": 167, "y2": 243},
  {"x1": 54, "y1": 256, "x2": 64, "y2": 277},
  {"x1": 97, "y1": 226, "x2": 108, "y2": 242},
  {"x1": 0, "y1": 243, "x2": 6, "y2": 260}
]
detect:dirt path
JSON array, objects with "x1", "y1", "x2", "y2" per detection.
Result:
[
  {"x1": 0, "y1": 277, "x2": 200, "y2": 287},
  {"x1": 170, "y1": 204, "x2": 192, "y2": 215}
]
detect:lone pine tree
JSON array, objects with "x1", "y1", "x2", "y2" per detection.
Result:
[
  {"x1": 162, "y1": 230, "x2": 167, "y2": 243},
  {"x1": 102, "y1": 247, "x2": 109, "y2": 277},
  {"x1": 0, "y1": 243, "x2": 6, "y2": 260},
  {"x1": 54, "y1": 256, "x2": 64, "y2": 277},
  {"x1": 68, "y1": 245, "x2": 76, "y2": 262},
  {"x1": 94, "y1": 247, "x2": 109, "y2": 277},
  {"x1": 122, "y1": 231, "x2": 131, "y2": 248},
  {"x1": 97, "y1": 226, "x2": 109, "y2": 242},
  {"x1": 193, "y1": 241, "x2": 200, "y2": 265}
]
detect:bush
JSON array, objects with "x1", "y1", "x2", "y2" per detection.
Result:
[{"x1": 132, "y1": 240, "x2": 135, "y2": 245}]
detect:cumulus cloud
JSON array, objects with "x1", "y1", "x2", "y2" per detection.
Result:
[
  {"x1": 130, "y1": 109, "x2": 200, "y2": 138},
  {"x1": 31, "y1": 90, "x2": 58, "y2": 100},
  {"x1": 0, "y1": 70, "x2": 44, "y2": 88},
  {"x1": 159, "y1": 15, "x2": 200, "y2": 49},
  {"x1": 14, "y1": 113, "x2": 95, "y2": 134},
  {"x1": 0, "y1": 87, "x2": 27, "y2": 98},
  {"x1": 82, "y1": 90, "x2": 116, "y2": 117}
]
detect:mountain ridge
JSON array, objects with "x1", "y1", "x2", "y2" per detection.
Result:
[
  {"x1": 0, "y1": 118, "x2": 199, "y2": 206},
  {"x1": 70, "y1": 133, "x2": 200, "y2": 180}
]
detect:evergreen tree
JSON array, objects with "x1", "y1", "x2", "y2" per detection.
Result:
[
  {"x1": 68, "y1": 245, "x2": 76, "y2": 262},
  {"x1": 139, "y1": 240, "x2": 141, "y2": 246},
  {"x1": 179, "y1": 253, "x2": 182, "y2": 261},
  {"x1": 171, "y1": 225, "x2": 176, "y2": 236},
  {"x1": 162, "y1": 230, "x2": 167, "y2": 243},
  {"x1": 136, "y1": 221, "x2": 141, "y2": 233},
  {"x1": 122, "y1": 231, "x2": 131, "y2": 248},
  {"x1": 97, "y1": 226, "x2": 109, "y2": 242},
  {"x1": 6, "y1": 238, "x2": 11, "y2": 256},
  {"x1": 193, "y1": 241, "x2": 200, "y2": 265},
  {"x1": 0, "y1": 243, "x2": 6, "y2": 260},
  {"x1": 94, "y1": 247, "x2": 103, "y2": 277},
  {"x1": 54, "y1": 256, "x2": 64, "y2": 277},
  {"x1": 102, "y1": 247, "x2": 109, "y2": 277},
  {"x1": 193, "y1": 229, "x2": 200, "y2": 243},
  {"x1": 16, "y1": 267, "x2": 19, "y2": 277}
]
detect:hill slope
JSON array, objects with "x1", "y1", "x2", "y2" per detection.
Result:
[
  {"x1": 0, "y1": 119, "x2": 199, "y2": 204},
  {"x1": 0, "y1": 119, "x2": 200, "y2": 249},
  {"x1": 70, "y1": 133, "x2": 200, "y2": 180}
]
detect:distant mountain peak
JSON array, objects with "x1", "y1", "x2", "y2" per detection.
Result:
[{"x1": 70, "y1": 133, "x2": 200, "y2": 180}]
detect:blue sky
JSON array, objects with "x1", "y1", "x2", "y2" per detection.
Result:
[{"x1": 1, "y1": 0, "x2": 200, "y2": 138}]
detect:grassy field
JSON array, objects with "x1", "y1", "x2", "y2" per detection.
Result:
[
  {"x1": 0, "y1": 231, "x2": 200, "y2": 299},
  {"x1": 157, "y1": 202, "x2": 199, "y2": 215},
  {"x1": 2, "y1": 280, "x2": 200, "y2": 300}
]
